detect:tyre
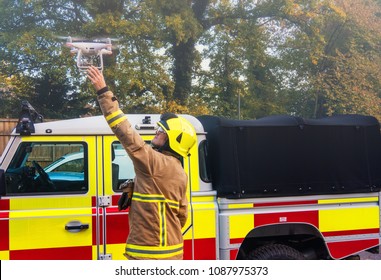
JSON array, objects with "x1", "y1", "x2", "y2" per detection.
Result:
[{"x1": 247, "y1": 244, "x2": 306, "y2": 260}]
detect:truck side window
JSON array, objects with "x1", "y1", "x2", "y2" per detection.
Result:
[
  {"x1": 199, "y1": 140, "x2": 212, "y2": 182},
  {"x1": 5, "y1": 142, "x2": 88, "y2": 195},
  {"x1": 112, "y1": 142, "x2": 136, "y2": 192}
]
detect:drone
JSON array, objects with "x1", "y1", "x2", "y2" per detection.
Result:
[{"x1": 64, "y1": 36, "x2": 113, "y2": 72}]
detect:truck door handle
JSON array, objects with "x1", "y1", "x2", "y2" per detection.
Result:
[{"x1": 65, "y1": 221, "x2": 89, "y2": 233}]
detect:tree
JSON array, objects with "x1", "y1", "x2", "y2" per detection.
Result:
[
  {"x1": 320, "y1": 0, "x2": 381, "y2": 120},
  {"x1": 0, "y1": 0, "x2": 89, "y2": 118},
  {"x1": 1, "y1": 0, "x2": 381, "y2": 121},
  {"x1": 269, "y1": 0, "x2": 381, "y2": 119}
]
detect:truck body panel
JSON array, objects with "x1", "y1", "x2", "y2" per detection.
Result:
[{"x1": 0, "y1": 113, "x2": 380, "y2": 260}]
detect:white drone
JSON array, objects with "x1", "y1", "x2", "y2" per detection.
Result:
[{"x1": 65, "y1": 36, "x2": 113, "y2": 72}]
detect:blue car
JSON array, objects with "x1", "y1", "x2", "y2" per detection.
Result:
[{"x1": 40, "y1": 150, "x2": 134, "y2": 192}]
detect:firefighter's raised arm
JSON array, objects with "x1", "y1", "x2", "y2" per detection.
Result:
[{"x1": 87, "y1": 66, "x2": 107, "y2": 92}]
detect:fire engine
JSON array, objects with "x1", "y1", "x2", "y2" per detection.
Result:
[{"x1": 0, "y1": 103, "x2": 380, "y2": 260}]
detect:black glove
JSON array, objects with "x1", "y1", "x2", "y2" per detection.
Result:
[
  {"x1": 118, "y1": 192, "x2": 132, "y2": 211},
  {"x1": 118, "y1": 179, "x2": 134, "y2": 211}
]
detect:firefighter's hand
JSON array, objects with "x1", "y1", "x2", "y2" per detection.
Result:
[
  {"x1": 118, "y1": 179, "x2": 134, "y2": 211},
  {"x1": 118, "y1": 192, "x2": 132, "y2": 211},
  {"x1": 87, "y1": 66, "x2": 107, "y2": 91}
]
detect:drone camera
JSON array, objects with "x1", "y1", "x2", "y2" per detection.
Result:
[{"x1": 77, "y1": 52, "x2": 103, "y2": 72}]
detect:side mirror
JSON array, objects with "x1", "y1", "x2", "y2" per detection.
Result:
[{"x1": 0, "y1": 169, "x2": 5, "y2": 196}]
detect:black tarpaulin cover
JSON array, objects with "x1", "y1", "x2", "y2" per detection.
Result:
[{"x1": 197, "y1": 115, "x2": 381, "y2": 198}]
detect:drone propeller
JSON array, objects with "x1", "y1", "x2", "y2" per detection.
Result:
[
  {"x1": 62, "y1": 37, "x2": 119, "y2": 52},
  {"x1": 92, "y1": 38, "x2": 120, "y2": 49},
  {"x1": 56, "y1": 35, "x2": 88, "y2": 42},
  {"x1": 95, "y1": 37, "x2": 120, "y2": 42},
  {"x1": 57, "y1": 35, "x2": 120, "y2": 43}
]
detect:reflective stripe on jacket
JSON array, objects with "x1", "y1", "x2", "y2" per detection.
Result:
[{"x1": 98, "y1": 92, "x2": 188, "y2": 260}]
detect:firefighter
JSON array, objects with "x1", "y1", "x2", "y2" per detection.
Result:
[{"x1": 87, "y1": 66, "x2": 196, "y2": 260}]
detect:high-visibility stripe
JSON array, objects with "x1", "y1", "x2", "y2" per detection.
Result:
[
  {"x1": 0, "y1": 219, "x2": 9, "y2": 251},
  {"x1": 0, "y1": 250, "x2": 9, "y2": 260},
  {"x1": 106, "y1": 110, "x2": 127, "y2": 128},
  {"x1": 228, "y1": 203, "x2": 254, "y2": 240},
  {"x1": 254, "y1": 210, "x2": 319, "y2": 228},
  {"x1": 129, "y1": 192, "x2": 181, "y2": 254},
  {"x1": 133, "y1": 193, "x2": 165, "y2": 202},
  {"x1": 159, "y1": 202, "x2": 167, "y2": 247},
  {"x1": 183, "y1": 238, "x2": 217, "y2": 260},
  {"x1": 326, "y1": 238, "x2": 379, "y2": 259},
  {"x1": 0, "y1": 199, "x2": 10, "y2": 211},
  {"x1": 319, "y1": 206, "x2": 379, "y2": 232},
  {"x1": 125, "y1": 243, "x2": 183, "y2": 259},
  {"x1": 105, "y1": 110, "x2": 123, "y2": 121},
  {"x1": 167, "y1": 201, "x2": 180, "y2": 209},
  {"x1": 132, "y1": 192, "x2": 179, "y2": 210}
]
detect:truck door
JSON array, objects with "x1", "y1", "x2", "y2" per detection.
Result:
[
  {"x1": 97, "y1": 136, "x2": 136, "y2": 260},
  {"x1": 0, "y1": 136, "x2": 98, "y2": 260},
  {"x1": 98, "y1": 135, "x2": 196, "y2": 260}
]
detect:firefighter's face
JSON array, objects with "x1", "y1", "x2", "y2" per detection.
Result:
[{"x1": 152, "y1": 126, "x2": 168, "y2": 148}]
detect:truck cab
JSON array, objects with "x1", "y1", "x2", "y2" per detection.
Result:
[{"x1": 0, "y1": 111, "x2": 218, "y2": 260}]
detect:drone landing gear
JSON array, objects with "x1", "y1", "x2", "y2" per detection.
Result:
[{"x1": 76, "y1": 51, "x2": 103, "y2": 72}]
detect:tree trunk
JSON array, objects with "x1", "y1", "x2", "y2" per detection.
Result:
[{"x1": 171, "y1": 38, "x2": 195, "y2": 104}]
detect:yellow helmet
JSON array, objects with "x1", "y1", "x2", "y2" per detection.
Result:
[{"x1": 158, "y1": 114, "x2": 197, "y2": 157}]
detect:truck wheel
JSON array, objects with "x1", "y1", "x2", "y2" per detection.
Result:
[{"x1": 247, "y1": 244, "x2": 305, "y2": 260}]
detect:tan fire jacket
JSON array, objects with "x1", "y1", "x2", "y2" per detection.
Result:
[{"x1": 98, "y1": 91, "x2": 188, "y2": 260}]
